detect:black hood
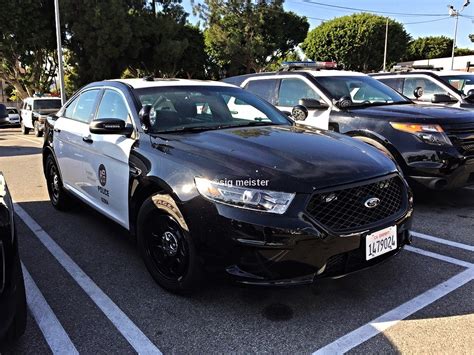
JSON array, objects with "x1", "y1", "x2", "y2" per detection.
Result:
[
  {"x1": 349, "y1": 104, "x2": 474, "y2": 125},
  {"x1": 154, "y1": 125, "x2": 397, "y2": 193}
]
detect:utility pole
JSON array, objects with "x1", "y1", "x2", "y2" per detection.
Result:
[
  {"x1": 383, "y1": 18, "x2": 389, "y2": 71},
  {"x1": 449, "y1": 1, "x2": 471, "y2": 70},
  {"x1": 54, "y1": 0, "x2": 66, "y2": 104}
]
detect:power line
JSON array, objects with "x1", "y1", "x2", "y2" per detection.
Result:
[
  {"x1": 297, "y1": 0, "x2": 448, "y2": 17},
  {"x1": 404, "y1": 17, "x2": 452, "y2": 25}
]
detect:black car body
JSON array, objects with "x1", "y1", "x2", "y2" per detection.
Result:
[
  {"x1": 0, "y1": 104, "x2": 9, "y2": 127},
  {"x1": 224, "y1": 64, "x2": 474, "y2": 190},
  {"x1": 42, "y1": 79, "x2": 413, "y2": 292},
  {"x1": 0, "y1": 173, "x2": 27, "y2": 343}
]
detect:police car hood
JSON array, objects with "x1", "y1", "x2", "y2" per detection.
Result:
[
  {"x1": 349, "y1": 103, "x2": 474, "y2": 124},
  {"x1": 161, "y1": 125, "x2": 397, "y2": 193}
]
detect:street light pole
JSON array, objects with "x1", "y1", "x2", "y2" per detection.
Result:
[
  {"x1": 451, "y1": 12, "x2": 459, "y2": 70},
  {"x1": 383, "y1": 18, "x2": 389, "y2": 72},
  {"x1": 54, "y1": 0, "x2": 66, "y2": 105}
]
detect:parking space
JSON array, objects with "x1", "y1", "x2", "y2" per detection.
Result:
[{"x1": 0, "y1": 128, "x2": 472, "y2": 354}]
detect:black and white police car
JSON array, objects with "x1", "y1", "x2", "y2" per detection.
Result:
[
  {"x1": 372, "y1": 66, "x2": 474, "y2": 109},
  {"x1": 43, "y1": 78, "x2": 413, "y2": 293}
]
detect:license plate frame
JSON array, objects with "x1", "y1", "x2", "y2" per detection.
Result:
[{"x1": 365, "y1": 225, "x2": 397, "y2": 261}]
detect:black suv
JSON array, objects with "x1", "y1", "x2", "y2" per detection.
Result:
[
  {"x1": 0, "y1": 173, "x2": 27, "y2": 344},
  {"x1": 43, "y1": 78, "x2": 412, "y2": 292},
  {"x1": 224, "y1": 62, "x2": 474, "y2": 190}
]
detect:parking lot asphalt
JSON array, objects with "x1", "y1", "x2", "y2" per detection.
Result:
[{"x1": 0, "y1": 127, "x2": 472, "y2": 354}]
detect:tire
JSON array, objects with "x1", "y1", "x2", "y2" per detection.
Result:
[
  {"x1": 34, "y1": 121, "x2": 43, "y2": 137},
  {"x1": 137, "y1": 195, "x2": 203, "y2": 294},
  {"x1": 45, "y1": 154, "x2": 71, "y2": 210},
  {"x1": 21, "y1": 122, "x2": 30, "y2": 135},
  {"x1": 5, "y1": 259, "x2": 27, "y2": 343}
]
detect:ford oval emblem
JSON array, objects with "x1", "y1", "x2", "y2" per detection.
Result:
[{"x1": 364, "y1": 197, "x2": 380, "y2": 209}]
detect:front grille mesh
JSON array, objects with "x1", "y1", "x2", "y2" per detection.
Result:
[
  {"x1": 443, "y1": 123, "x2": 474, "y2": 155},
  {"x1": 306, "y1": 175, "x2": 406, "y2": 233}
]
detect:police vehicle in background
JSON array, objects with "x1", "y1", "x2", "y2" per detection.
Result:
[
  {"x1": 0, "y1": 173, "x2": 27, "y2": 345},
  {"x1": 21, "y1": 96, "x2": 62, "y2": 137},
  {"x1": 224, "y1": 61, "x2": 474, "y2": 190},
  {"x1": 371, "y1": 65, "x2": 474, "y2": 109},
  {"x1": 42, "y1": 77, "x2": 412, "y2": 293}
]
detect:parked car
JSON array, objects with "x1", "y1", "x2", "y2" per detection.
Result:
[
  {"x1": 0, "y1": 173, "x2": 27, "y2": 344},
  {"x1": 224, "y1": 61, "x2": 474, "y2": 190},
  {"x1": 6, "y1": 107, "x2": 20, "y2": 127},
  {"x1": 371, "y1": 66, "x2": 474, "y2": 109},
  {"x1": 43, "y1": 78, "x2": 413, "y2": 293},
  {"x1": 21, "y1": 96, "x2": 62, "y2": 137},
  {"x1": 0, "y1": 104, "x2": 8, "y2": 127}
]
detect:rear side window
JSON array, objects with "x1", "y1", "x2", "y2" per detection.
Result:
[
  {"x1": 402, "y1": 77, "x2": 449, "y2": 102},
  {"x1": 244, "y1": 79, "x2": 278, "y2": 104},
  {"x1": 378, "y1": 78, "x2": 404, "y2": 93}
]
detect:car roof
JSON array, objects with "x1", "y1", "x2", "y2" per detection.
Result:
[
  {"x1": 110, "y1": 78, "x2": 235, "y2": 89},
  {"x1": 372, "y1": 70, "x2": 473, "y2": 77},
  {"x1": 25, "y1": 97, "x2": 62, "y2": 101}
]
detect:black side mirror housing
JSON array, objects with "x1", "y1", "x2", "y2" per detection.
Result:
[
  {"x1": 299, "y1": 98, "x2": 329, "y2": 110},
  {"x1": 291, "y1": 105, "x2": 309, "y2": 121},
  {"x1": 89, "y1": 118, "x2": 134, "y2": 136},
  {"x1": 139, "y1": 104, "x2": 155, "y2": 131},
  {"x1": 431, "y1": 94, "x2": 457, "y2": 104},
  {"x1": 465, "y1": 89, "x2": 474, "y2": 102},
  {"x1": 413, "y1": 86, "x2": 424, "y2": 99}
]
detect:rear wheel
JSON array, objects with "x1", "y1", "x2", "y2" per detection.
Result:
[
  {"x1": 137, "y1": 196, "x2": 203, "y2": 294},
  {"x1": 45, "y1": 155, "x2": 71, "y2": 210},
  {"x1": 34, "y1": 121, "x2": 43, "y2": 137},
  {"x1": 21, "y1": 122, "x2": 30, "y2": 135}
]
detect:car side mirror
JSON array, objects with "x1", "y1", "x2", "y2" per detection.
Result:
[
  {"x1": 299, "y1": 98, "x2": 329, "y2": 110},
  {"x1": 413, "y1": 86, "x2": 424, "y2": 99},
  {"x1": 139, "y1": 104, "x2": 155, "y2": 131},
  {"x1": 431, "y1": 94, "x2": 457, "y2": 104},
  {"x1": 291, "y1": 105, "x2": 309, "y2": 121},
  {"x1": 89, "y1": 118, "x2": 133, "y2": 136}
]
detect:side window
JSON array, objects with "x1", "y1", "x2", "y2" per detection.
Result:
[
  {"x1": 64, "y1": 96, "x2": 80, "y2": 119},
  {"x1": 244, "y1": 79, "x2": 278, "y2": 104},
  {"x1": 278, "y1": 78, "x2": 321, "y2": 107},
  {"x1": 71, "y1": 90, "x2": 100, "y2": 123},
  {"x1": 378, "y1": 78, "x2": 403, "y2": 93},
  {"x1": 26, "y1": 103, "x2": 32, "y2": 111},
  {"x1": 403, "y1": 77, "x2": 448, "y2": 102},
  {"x1": 96, "y1": 90, "x2": 129, "y2": 121}
]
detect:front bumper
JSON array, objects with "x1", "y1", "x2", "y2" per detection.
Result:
[{"x1": 183, "y1": 178, "x2": 413, "y2": 286}]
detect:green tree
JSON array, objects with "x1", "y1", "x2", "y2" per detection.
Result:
[
  {"x1": 454, "y1": 47, "x2": 474, "y2": 56},
  {"x1": 0, "y1": 0, "x2": 57, "y2": 99},
  {"x1": 302, "y1": 13, "x2": 410, "y2": 72},
  {"x1": 405, "y1": 36, "x2": 453, "y2": 61},
  {"x1": 196, "y1": 0, "x2": 309, "y2": 77}
]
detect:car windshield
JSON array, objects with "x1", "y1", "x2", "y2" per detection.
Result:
[
  {"x1": 7, "y1": 108, "x2": 18, "y2": 114},
  {"x1": 135, "y1": 86, "x2": 291, "y2": 134},
  {"x1": 33, "y1": 99, "x2": 62, "y2": 110},
  {"x1": 439, "y1": 74, "x2": 474, "y2": 96},
  {"x1": 315, "y1": 75, "x2": 410, "y2": 106}
]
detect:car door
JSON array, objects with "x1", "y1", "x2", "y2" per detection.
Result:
[
  {"x1": 82, "y1": 88, "x2": 136, "y2": 229},
  {"x1": 22, "y1": 100, "x2": 33, "y2": 128},
  {"x1": 53, "y1": 89, "x2": 101, "y2": 199}
]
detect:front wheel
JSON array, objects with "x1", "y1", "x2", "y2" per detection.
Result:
[
  {"x1": 34, "y1": 121, "x2": 43, "y2": 137},
  {"x1": 21, "y1": 122, "x2": 30, "y2": 135},
  {"x1": 137, "y1": 196, "x2": 203, "y2": 294},
  {"x1": 45, "y1": 155, "x2": 71, "y2": 210}
]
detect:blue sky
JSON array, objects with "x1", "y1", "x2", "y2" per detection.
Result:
[{"x1": 183, "y1": 0, "x2": 474, "y2": 49}]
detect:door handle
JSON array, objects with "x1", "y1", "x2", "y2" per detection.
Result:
[{"x1": 82, "y1": 135, "x2": 93, "y2": 144}]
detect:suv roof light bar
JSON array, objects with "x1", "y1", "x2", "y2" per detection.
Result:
[
  {"x1": 390, "y1": 64, "x2": 442, "y2": 72},
  {"x1": 280, "y1": 61, "x2": 338, "y2": 71}
]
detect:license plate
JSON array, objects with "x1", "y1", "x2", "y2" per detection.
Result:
[{"x1": 366, "y1": 226, "x2": 397, "y2": 260}]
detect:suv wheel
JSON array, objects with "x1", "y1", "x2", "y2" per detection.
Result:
[
  {"x1": 21, "y1": 122, "x2": 30, "y2": 135},
  {"x1": 45, "y1": 155, "x2": 71, "y2": 210},
  {"x1": 137, "y1": 196, "x2": 203, "y2": 294},
  {"x1": 34, "y1": 121, "x2": 43, "y2": 137}
]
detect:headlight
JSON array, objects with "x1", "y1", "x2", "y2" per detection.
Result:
[
  {"x1": 390, "y1": 122, "x2": 452, "y2": 146},
  {"x1": 194, "y1": 177, "x2": 295, "y2": 214}
]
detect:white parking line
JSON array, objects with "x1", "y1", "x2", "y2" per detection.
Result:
[
  {"x1": 22, "y1": 264, "x2": 79, "y2": 355},
  {"x1": 406, "y1": 246, "x2": 474, "y2": 269},
  {"x1": 313, "y1": 267, "x2": 474, "y2": 355},
  {"x1": 14, "y1": 203, "x2": 162, "y2": 354},
  {"x1": 411, "y1": 231, "x2": 474, "y2": 252}
]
